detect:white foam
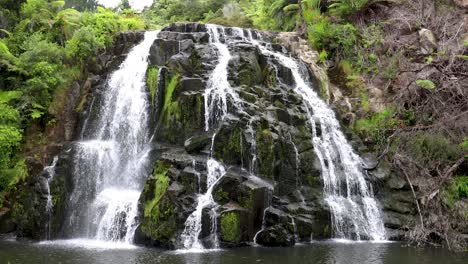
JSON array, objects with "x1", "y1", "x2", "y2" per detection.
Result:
[{"x1": 38, "y1": 239, "x2": 138, "y2": 250}]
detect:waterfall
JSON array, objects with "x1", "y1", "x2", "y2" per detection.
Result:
[
  {"x1": 44, "y1": 156, "x2": 58, "y2": 240},
  {"x1": 204, "y1": 24, "x2": 242, "y2": 131},
  {"x1": 63, "y1": 31, "x2": 159, "y2": 244},
  {"x1": 180, "y1": 24, "x2": 243, "y2": 250},
  {"x1": 244, "y1": 29, "x2": 386, "y2": 241}
]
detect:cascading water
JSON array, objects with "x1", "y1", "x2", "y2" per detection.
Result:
[
  {"x1": 244, "y1": 29, "x2": 386, "y2": 241},
  {"x1": 62, "y1": 31, "x2": 159, "y2": 244},
  {"x1": 180, "y1": 24, "x2": 241, "y2": 250},
  {"x1": 44, "y1": 156, "x2": 58, "y2": 240},
  {"x1": 204, "y1": 24, "x2": 242, "y2": 131}
]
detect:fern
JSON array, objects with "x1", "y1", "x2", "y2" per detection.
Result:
[{"x1": 329, "y1": 0, "x2": 369, "y2": 17}]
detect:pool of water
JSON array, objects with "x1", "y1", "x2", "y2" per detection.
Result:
[{"x1": 0, "y1": 239, "x2": 466, "y2": 264}]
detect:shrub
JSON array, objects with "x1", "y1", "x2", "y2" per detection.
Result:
[
  {"x1": 443, "y1": 176, "x2": 468, "y2": 208},
  {"x1": 355, "y1": 108, "x2": 398, "y2": 145},
  {"x1": 66, "y1": 26, "x2": 104, "y2": 62},
  {"x1": 329, "y1": 0, "x2": 369, "y2": 18},
  {"x1": 407, "y1": 133, "x2": 462, "y2": 165}
]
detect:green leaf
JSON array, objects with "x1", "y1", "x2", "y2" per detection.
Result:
[
  {"x1": 0, "y1": 91, "x2": 23, "y2": 104},
  {"x1": 415, "y1": 79, "x2": 436, "y2": 90}
]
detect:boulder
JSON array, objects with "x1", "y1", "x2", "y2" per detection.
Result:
[{"x1": 418, "y1": 28, "x2": 438, "y2": 55}]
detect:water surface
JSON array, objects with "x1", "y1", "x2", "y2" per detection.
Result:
[{"x1": 1, "y1": 240, "x2": 466, "y2": 264}]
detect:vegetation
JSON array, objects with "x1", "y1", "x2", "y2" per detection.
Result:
[
  {"x1": 0, "y1": 0, "x2": 146, "y2": 204},
  {"x1": 0, "y1": 0, "x2": 466, "y2": 252},
  {"x1": 221, "y1": 211, "x2": 241, "y2": 242}
]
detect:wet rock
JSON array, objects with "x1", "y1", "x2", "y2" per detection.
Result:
[
  {"x1": 255, "y1": 225, "x2": 295, "y2": 247},
  {"x1": 184, "y1": 133, "x2": 212, "y2": 154}
]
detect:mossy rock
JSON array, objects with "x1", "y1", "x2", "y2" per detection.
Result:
[
  {"x1": 220, "y1": 210, "x2": 242, "y2": 243},
  {"x1": 137, "y1": 161, "x2": 177, "y2": 246}
]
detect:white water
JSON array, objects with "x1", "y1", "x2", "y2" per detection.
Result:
[
  {"x1": 180, "y1": 159, "x2": 225, "y2": 250},
  {"x1": 253, "y1": 207, "x2": 269, "y2": 245},
  {"x1": 204, "y1": 24, "x2": 243, "y2": 131},
  {"x1": 181, "y1": 24, "x2": 245, "y2": 250},
  {"x1": 63, "y1": 31, "x2": 159, "y2": 245},
  {"x1": 244, "y1": 29, "x2": 386, "y2": 241},
  {"x1": 44, "y1": 156, "x2": 59, "y2": 240}
]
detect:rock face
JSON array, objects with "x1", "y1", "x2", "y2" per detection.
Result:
[{"x1": 133, "y1": 23, "x2": 410, "y2": 249}]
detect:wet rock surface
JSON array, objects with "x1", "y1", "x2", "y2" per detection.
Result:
[{"x1": 134, "y1": 23, "x2": 413, "y2": 248}]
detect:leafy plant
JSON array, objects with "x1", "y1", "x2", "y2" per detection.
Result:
[
  {"x1": 329, "y1": 0, "x2": 369, "y2": 18},
  {"x1": 355, "y1": 108, "x2": 398, "y2": 145}
]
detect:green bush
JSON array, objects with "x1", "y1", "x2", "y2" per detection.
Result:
[
  {"x1": 329, "y1": 0, "x2": 369, "y2": 18},
  {"x1": 443, "y1": 176, "x2": 468, "y2": 208},
  {"x1": 407, "y1": 133, "x2": 462, "y2": 165},
  {"x1": 355, "y1": 108, "x2": 398, "y2": 145},
  {"x1": 307, "y1": 16, "x2": 358, "y2": 59},
  {"x1": 66, "y1": 26, "x2": 104, "y2": 62}
]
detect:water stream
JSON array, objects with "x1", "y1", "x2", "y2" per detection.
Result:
[
  {"x1": 244, "y1": 29, "x2": 386, "y2": 241},
  {"x1": 62, "y1": 31, "x2": 159, "y2": 244}
]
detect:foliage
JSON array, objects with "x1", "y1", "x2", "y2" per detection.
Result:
[
  {"x1": 443, "y1": 176, "x2": 468, "y2": 208},
  {"x1": 0, "y1": 91, "x2": 24, "y2": 193},
  {"x1": 355, "y1": 108, "x2": 398, "y2": 145},
  {"x1": 221, "y1": 211, "x2": 241, "y2": 242},
  {"x1": 66, "y1": 25, "x2": 104, "y2": 62},
  {"x1": 307, "y1": 15, "x2": 358, "y2": 59},
  {"x1": 0, "y1": 0, "x2": 147, "y2": 204},
  {"x1": 407, "y1": 133, "x2": 462, "y2": 165},
  {"x1": 329, "y1": 0, "x2": 369, "y2": 18}
]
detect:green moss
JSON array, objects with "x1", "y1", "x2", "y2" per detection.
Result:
[
  {"x1": 215, "y1": 127, "x2": 242, "y2": 163},
  {"x1": 146, "y1": 65, "x2": 159, "y2": 106},
  {"x1": 263, "y1": 65, "x2": 277, "y2": 88},
  {"x1": 141, "y1": 161, "x2": 176, "y2": 241},
  {"x1": 239, "y1": 191, "x2": 254, "y2": 210},
  {"x1": 307, "y1": 175, "x2": 317, "y2": 187},
  {"x1": 161, "y1": 74, "x2": 181, "y2": 125},
  {"x1": 214, "y1": 189, "x2": 229, "y2": 205},
  {"x1": 221, "y1": 211, "x2": 241, "y2": 243},
  {"x1": 144, "y1": 161, "x2": 172, "y2": 219},
  {"x1": 256, "y1": 128, "x2": 275, "y2": 178}
]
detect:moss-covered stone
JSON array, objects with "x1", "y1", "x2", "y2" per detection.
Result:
[
  {"x1": 215, "y1": 127, "x2": 243, "y2": 164},
  {"x1": 220, "y1": 211, "x2": 242, "y2": 243},
  {"x1": 256, "y1": 128, "x2": 275, "y2": 178},
  {"x1": 214, "y1": 189, "x2": 230, "y2": 205},
  {"x1": 161, "y1": 74, "x2": 181, "y2": 125},
  {"x1": 140, "y1": 161, "x2": 176, "y2": 242},
  {"x1": 146, "y1": 65, "x2": 159, "y2": 106}
]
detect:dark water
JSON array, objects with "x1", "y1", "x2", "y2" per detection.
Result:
[{"x1": 0, "y1": 239, "x2": 466, "y2": 264}]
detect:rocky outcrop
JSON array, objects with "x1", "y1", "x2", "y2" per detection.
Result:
[{"x1": 134, "y1": 23, "x2": 399, "y2": 249}]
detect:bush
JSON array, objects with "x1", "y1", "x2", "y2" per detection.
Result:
[
  {"x1": 307, "y1": 16, "x2": 358, "y2": 58},
  {"x1": 355, "y1": 108, "x2": 398, "y2": 145},
  {"x1": 407, "y1": 133, "x2": 462, "y2": 165},
  {"x1": 443, "y1": 176, "x2": 468, "y2": 209},
  {"x1": 66, "y1": 26, "x2": 104, "y2": 62},
  {"x1": 0, "y1": 91, "x2": 24, "y2": 192},
  {"x1": 329, "y1": 0, "x2": 369, "y2": 18}
]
